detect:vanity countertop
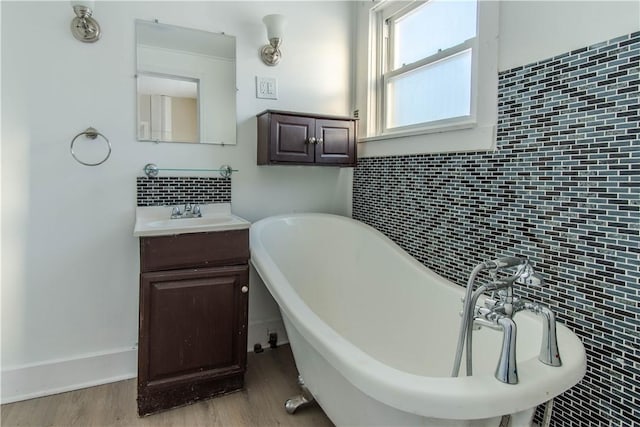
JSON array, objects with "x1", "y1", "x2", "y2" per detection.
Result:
[{"x1": 133, "y1": 203, "x2": 250, "y2": 237}]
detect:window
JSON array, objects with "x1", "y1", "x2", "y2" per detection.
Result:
[
  {"x1": 355, "y1": 0, "x2": 498, "y2": 155},
  {"x1": 369, "y1": 0, "x2": 480, "y2": 137}
]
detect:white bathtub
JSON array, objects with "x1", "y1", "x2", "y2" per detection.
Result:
[{"x1": 250, "y1": 213, "x2": 586, "y2": 426}]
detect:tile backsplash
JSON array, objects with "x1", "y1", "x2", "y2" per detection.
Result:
[
  {"x1": 353, "y1": 32, "x2": 639, "y2": 426},
  {"x1": 136, "y1": 177, "x2": 231, "y2": 207}
]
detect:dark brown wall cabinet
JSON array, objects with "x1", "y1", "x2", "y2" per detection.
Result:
[
  {"x1": 257, "y1": 110, "x2": 357, "y2": 167},
  {"x1": 137, "y1": 230, "x2": 249, "y2": 416}
]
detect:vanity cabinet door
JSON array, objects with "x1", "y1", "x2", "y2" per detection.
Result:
[
  {"x1": 314, "y1": 118, "x2": 356, "y2": 166},
  {"x1": 137, "y1": 265, "x2": 249, "y2": 415}
]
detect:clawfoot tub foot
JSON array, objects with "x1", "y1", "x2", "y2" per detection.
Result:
[{"x1": 285, "y1": 375, "x2": 315, "y2": 414}]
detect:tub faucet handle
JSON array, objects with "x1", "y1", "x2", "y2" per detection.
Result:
[{"x1": 514, "y1": 262, "x2": 545, "y2": 287}]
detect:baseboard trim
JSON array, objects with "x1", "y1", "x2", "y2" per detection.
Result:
[
  {"x1": 2, "y1": 320, "x2": 288, "y2": 403},
  {"x1": 1, "y1": 347, "x2": 137, "y2": 404}
]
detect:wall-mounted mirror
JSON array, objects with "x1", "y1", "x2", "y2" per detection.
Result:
[{"x1": 136, "y1": 20, "x2": 237, "y2": 145}]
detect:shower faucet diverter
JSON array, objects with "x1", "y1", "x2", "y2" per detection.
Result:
[{"x1": 451, "y1": 256, "x2": 562, "y2": 384}]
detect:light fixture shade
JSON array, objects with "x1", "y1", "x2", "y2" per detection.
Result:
[
  {"x1": 263, "y1": 14, "x2": 285, "y2": 40},
  {"x1": 70, "y1": 0, "x2": 95, "y2": 9}
]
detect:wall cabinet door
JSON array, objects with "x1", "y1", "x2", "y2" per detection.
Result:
[
  {"x1": 137, "y1": 265, "x2": 249, "y2": 415},
  {"x1": 257, "y1": 110, "x2": 357, "y2": 166},
  {"x1": 269, "y1": 114, "x2": 315, "y2": 163},
  {"x1": 314, "y1": 118, "x2": 356, "y2": 165}
]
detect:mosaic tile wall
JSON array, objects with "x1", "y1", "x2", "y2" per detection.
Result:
[
  {"x1": 136, "y1": 177, "x2": 231, "y2": 207},
  {"x1": 353, "y1": 33, "x2": 639, "y2": 426}
]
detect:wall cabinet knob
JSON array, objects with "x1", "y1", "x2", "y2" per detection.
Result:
[
  {"x1": 241, "y1": 286, "x2": 249, "y2": 293},
  {"x1": 307, "y1": 137, "x2": 317, "y2": 144},
  {"x1": 317, "y1": 138, "x2": 323, "y2": 144}
]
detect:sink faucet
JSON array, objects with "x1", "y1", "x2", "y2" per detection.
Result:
[
  {"x1": 182, "y1": 203, "x2": 202, "y2": 218},
  {"x1": 170, "y1": 203, "x2": 202, "y2": 219}
]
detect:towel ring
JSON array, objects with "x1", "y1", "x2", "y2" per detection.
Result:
[{"x1": 70, "y1": 127, "x2": 111, "y2": 166}]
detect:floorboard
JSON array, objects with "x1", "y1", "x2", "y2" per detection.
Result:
[{"x1": 1, "y1": 345, "x2": 334, "y2": 427}]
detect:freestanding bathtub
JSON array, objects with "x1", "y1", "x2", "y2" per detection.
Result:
[{"x1": 250, "y1": 213, "x2": 586, "y2": 426}]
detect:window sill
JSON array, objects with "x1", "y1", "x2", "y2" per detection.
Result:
[
  {"x1": 359, "y1": 120, "x2": 476, "y2": 143},
  {"x1": 357, "y1": 124, "x2": 496, "y2": 157}
]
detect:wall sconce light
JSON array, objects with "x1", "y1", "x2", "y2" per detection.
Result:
[
  {"x1": 260, "y1": 14, "x2": 285, "y2": 66},
  {"x1": 70, "y1": 0, "x2": 101, "y2": 43}
]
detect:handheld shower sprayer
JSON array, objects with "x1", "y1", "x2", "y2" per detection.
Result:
[
  {"x1": 484, "y1": 257, "x2": 545, "y2": 289},
  {"x1": 484, "y1": 256, "x2": 526, "y2": 270}
]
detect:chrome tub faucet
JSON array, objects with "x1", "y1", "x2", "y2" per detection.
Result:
[{"x1": 452, "y1": 256, "x2": 562, "y2": 385}]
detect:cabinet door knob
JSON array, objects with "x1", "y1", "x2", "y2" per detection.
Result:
[
  {"x1": 306, "y1": 137, "x2": 317, "y2": 144},
  {"x1": 241, "y1": 286, "x2": 249, "y2": 293},
  {"x1": 317, "y1": 138, "x2": 323, "y2": 144}
]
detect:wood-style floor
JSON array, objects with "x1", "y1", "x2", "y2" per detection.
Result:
[{"x1": 1, "y1": 345, "x2": 334, "y2": 427}]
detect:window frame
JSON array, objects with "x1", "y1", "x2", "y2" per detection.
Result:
[
  {"x1": 366, "y1": 0, "x2": 481, "y2": 141},
  {"x1": 355, "y1": 0, "x2": 499, "y2": 156}
]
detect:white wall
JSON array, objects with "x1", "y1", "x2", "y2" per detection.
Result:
[
  {"x1": 498, "y1": 1, "x2": 640, "y2": 72},
  {"x1": 1, "y1": 0, "x2": 354, "y2": 403}
]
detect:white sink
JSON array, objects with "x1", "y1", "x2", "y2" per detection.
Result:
[
  {"x1": 133, "y1": 203, "x2": 250, "y2": 237},
  {"x1": 146, "y1": 216, "x2": 235, "y2": 228}
]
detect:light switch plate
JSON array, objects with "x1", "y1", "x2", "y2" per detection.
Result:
[{"x1": 256, "y1": 76, "x2": 278, "y2": 99}]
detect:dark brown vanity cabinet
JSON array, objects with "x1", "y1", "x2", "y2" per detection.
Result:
[
  {"x1": 137, "y1": 230, "x2": 249, "y2": 416},
  {"x1": 257, "y1": 110, "x2": 357, "y2": 166}
]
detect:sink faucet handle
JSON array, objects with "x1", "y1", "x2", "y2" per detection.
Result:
[
  {"x1": 171, "y1": 206, "x2": 182, "y2": 218},
  {"x1": 484, "y1": 297, "x2": 498, "y2": 310},
  {"x1": 193, "y1": 204, "x2": 201, "y2": 217}
]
